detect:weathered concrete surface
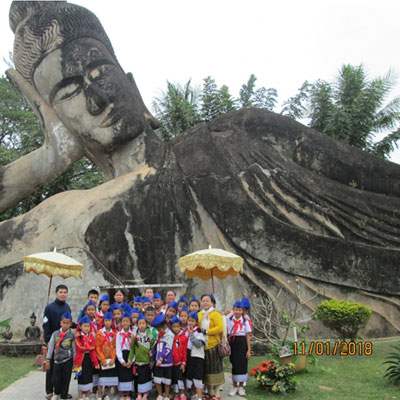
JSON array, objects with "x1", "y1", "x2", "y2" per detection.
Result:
[{"x1": 0, "y1": 109, "x2": 399, "y2": 338}]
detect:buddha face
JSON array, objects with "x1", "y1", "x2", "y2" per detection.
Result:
[{"x1": 33, "y1": 38, "x2": 147, "y2": 155}]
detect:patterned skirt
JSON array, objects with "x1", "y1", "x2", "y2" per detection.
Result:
[{"x1": 203, "y1": 346, "x2": 225, "y2": 386}]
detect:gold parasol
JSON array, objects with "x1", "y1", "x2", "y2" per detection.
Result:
[
  {"x1": 23, "y1": 248, "x2": 84, "y2": 303},
  {"x1": 179, "y1": 246, "x2": 243, "y2": 293}
]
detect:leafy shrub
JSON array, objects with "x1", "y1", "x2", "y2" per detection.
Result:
[
  {"x1": 383, "y1": 344, "x2": 400, "y2": 385},
  {"x1": 316, "y1": 299, "x2": 371, "y2": 341},
  {"x1": 250, "y1": 359, "x2": 297, "y2": 393}
]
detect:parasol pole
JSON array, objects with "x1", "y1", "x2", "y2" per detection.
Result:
[
  {"x1": 46, "y1": 247, "x2": 58, "y2": 304},
  {"x1": 211, "y1": 268, "x2": 215, "y2": 294},
  {"x1": 47, "y1": 275, "x2": 53, "y2": 304}
]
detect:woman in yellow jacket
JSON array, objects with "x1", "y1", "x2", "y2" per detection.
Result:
[{"x1": 198, "y1": 294, "x2": 225, "y2": 400}]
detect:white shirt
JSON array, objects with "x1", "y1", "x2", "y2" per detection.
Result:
[
  {"x1": 116, "y1": 328, "x2": 133, "y2": 364},
  {"x1": 226, "y1": 315, "x2": 251, "y2": 337}
]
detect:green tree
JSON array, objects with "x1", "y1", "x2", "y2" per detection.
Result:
[
  {"x1": 153, "y1": 74, "x2": 278, "y2": 139},
  {"x1": 201, "y1": 76, "x2": 236, "y2": 122},
  {"x1": 152, "y1": 80, "x2": 201, "y2": 141},
  {"x1": 239, "y1": 74, "x2": 278, "y2": 110},
  {"x1": 0, "y1": 76, "x2": 105, "y2": 221},
  {"x1": 283, "y1": 65, "x2": 400, "y2": 158},
  {"x1": 281, "y1": 81, "x2": 311, "y2": 120}
]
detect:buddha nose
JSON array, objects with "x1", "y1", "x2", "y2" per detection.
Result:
[{"x1": 83, "y1": 83, "x2": 110, "y2": 116}]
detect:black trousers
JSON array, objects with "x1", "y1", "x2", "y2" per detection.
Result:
[
  {"x1": 53, "y1": 359, "x2": 73, "y2": 399},
  {"x1": 46, "y1": 358, "x2": 54, "y2": 394}
]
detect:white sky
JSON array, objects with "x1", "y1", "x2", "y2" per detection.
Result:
[{"x1": 0, "y1": 0, "x2": 399, "y2": 163}]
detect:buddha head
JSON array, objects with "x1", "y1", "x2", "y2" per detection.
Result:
[{"x1": 10, "y1": 1, "x2": 158, "y2": 172}]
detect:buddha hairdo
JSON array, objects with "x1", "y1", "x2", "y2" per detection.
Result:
[{"x1": 10, "y1": 1, "x2": 116, "y2": 84}]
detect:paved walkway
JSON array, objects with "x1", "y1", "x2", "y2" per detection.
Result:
[{"x1": 0, "y1": 370, "x2": 245, "y2": 400}]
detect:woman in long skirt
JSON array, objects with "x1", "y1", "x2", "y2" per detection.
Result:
[{"x1": 198, "y1": 294, "x2": 225, "y2": 400}]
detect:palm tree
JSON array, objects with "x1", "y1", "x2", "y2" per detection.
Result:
[
  {"x1": 284, "y1": 64, "x2": 400, "y2": 159},
  {"x1": 152, "y1": 80, "x2": 200, "y2": 141}
]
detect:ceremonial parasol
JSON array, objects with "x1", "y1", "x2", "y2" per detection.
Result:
[
  {"x1": 23, "y1": 248, "x2": 84, "y2": 303},
  {"x1": 178, "y1": 246, "x2": 244, "y2": 293}
]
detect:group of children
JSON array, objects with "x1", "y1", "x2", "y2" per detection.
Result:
[{"x1": 46, "y1": 289, "x2": 252, "y2": 400}]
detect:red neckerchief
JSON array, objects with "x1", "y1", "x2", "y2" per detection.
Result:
[
  {"x1": 182, "y1": 327, "x2": 190, "y2": 337},
  {"x1": 112, "y1": 320, "x2": 121, "y2": 331},
  {"x1": 101, "y1": 329, "x2": 114, "y2": 346},
  {"x1": 232, "y1": 318, "x2": 243, "y2": 337},
  {"x1": 121, "y1": 330, "x2": 131, "y2": 348},
  {"x1": 81, "y1": 333, "x2": 91, "y2": 350},
  {"x1": 90, "y1": 319, "x2": 97, "y2": 333},
  {"x1": 55, "y1": 329, "x2": 68, "y2": 354},
  {"x1": 156, "y1": 330, "x2": 166, "y2": 346}
]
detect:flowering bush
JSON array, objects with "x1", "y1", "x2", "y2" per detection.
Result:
[{"x1": 250, "y1": 359, "x2": 297, "y2": 393}]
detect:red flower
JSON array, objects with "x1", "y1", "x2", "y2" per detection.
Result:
[
  {"x1": 259, "y1": 366, "x2": 268, "y2": 372},
  {"x1": 260, "y1": 361, "x2": 271, "y2": 368},
  {"x1": 249, "y1": 367, "x2": 258, "y2": 376}
]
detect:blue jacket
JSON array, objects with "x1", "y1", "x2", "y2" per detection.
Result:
[{"x1": 43, "y1": 299, "x2": 72, "y2": 343}]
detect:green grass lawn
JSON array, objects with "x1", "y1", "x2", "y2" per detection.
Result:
[
  {"x1": 245, "y1": 338, "x2": 400, "y2": 400},
  {"x1": 0, "y1": 355, "x2": 37, "y2": 392}
]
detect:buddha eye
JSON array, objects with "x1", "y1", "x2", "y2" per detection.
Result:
[
  {"x1": 51, "y1": 76, "x2": 83, "y2": 105},
  {"x1": 88, "y1": 64, "x2": 114, "y2": 82}
]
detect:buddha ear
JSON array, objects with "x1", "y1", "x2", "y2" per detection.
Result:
[{"x1": 126, "y1": 72, "x2": 161, "y2": 130}]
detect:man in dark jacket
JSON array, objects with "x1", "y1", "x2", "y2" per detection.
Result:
[{"x1": 43, "y1": 284, "x2": 72, "y2": 399}]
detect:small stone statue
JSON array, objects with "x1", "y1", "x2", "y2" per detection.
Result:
[
  {"x1": 23, "y1": 312, "x2": 41, "y2": 342},
  {"x1": 1, "y1": 324, "x2": 13, "y2": 341}
]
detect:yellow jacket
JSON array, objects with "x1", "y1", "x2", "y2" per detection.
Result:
[{"x1": 198, "y1": 309, "x2": 224, "y2": 350}]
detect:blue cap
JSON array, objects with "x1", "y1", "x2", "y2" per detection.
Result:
[
  {"x1": 100, "y1": 294, "x2": 110, "y2": 303},
  {"x1": 170, "y1": 316, "x2": 181, "y2": 325},
  {"x1": 103, "y1": 312, "x2": 113, "y2": 320},
  {"x1": 210, "y1": 293, "x2": 216, "y2": 302},
  {"x1": 134, "y1": 296, "x2": 143, "y2": 303},
  {"x1": 86, "y1": 299, "x2": 96, "y2": 308},
  {"x1": 190, "y1": 296, "x2": 198, "y2": 303},
  {"x1": 137, "y1": 314, "x2": 146, "y2": 321},
  {"x1": 240, "y1": 297, "x2": 251, "y2": 310},
  {"x1": 180, "y1": 305, "x2": 189, "y2": 313},
  {"x1": 188, "y1": 311, "x2": 198, "y2": 321},
  {"x1": 178, "y1": 296, "x2": 187, "y2": 304},
  {"x1": 121, "y1": 302, "x2": 132, "y2": 313},
  {"x1": 153, "y1": 293, "x2": 162, "y2": 300},
  {"x1": 168, "y1": 301, "x2": 178, "y2": 310},
  {"x1": 131, "y1": 307, "x2": 139, "y2": 314},
  {"x1": 79, "y1": 315, "x2": 91, "y2": 325},
  {"x1": 233, "y1": 300, "x2": 242, "y2": 308},
  {"x1": 142, "y1": 297, "x2": 151, "y2": 303},
  {"x1": 110, "y1": 303, "x2": 122, "y2": 311},
  {"x1": 61, "y1": 311, "x2": 72, "y2": 320},
  {"x1": 122, "y1": 312, "x2": 131, "y2": 320},
  {"x1": 151, "y1": 313, "x2": 165, "y2": 327}
]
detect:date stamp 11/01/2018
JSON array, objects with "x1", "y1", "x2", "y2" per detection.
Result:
[{"x1": 292, "y1": 341, "x2": 373, "y2": 356}]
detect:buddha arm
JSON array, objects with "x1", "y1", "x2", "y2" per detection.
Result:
[{"x1": 0, "y1": 70, "x2": 84, "y2": 214}]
